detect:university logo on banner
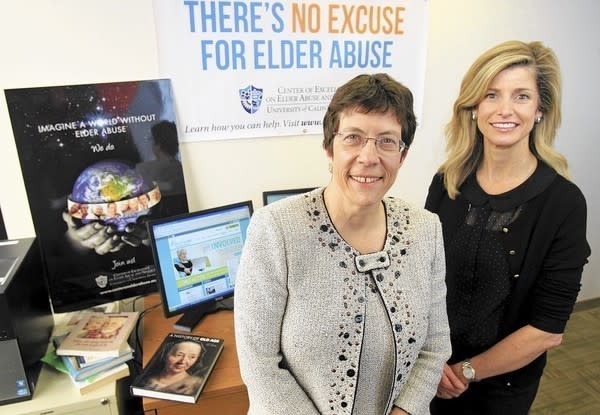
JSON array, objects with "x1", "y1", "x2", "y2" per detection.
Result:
[
  {"x1": 153, "y1": 0, "x2": 429, "y2": 141},
  {"x1": 239, "y1": 85, "x2": 264, "y2": 114}
]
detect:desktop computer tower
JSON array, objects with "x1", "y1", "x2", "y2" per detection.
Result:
[{"x1": 0, "y1": 237, "x2": 53, "y2": 405}]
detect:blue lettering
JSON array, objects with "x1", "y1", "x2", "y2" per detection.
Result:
[
  {"x1": 271, "y1": 2, "x2": 285, "y2": 33},
  {"x1": 183, "y1": 0, "x2": 199, "y2": 32},
  {"x1": 344, "y1": 41, "x2": 356, "y2": 68},
  {"x1": 382, "y1": 40, "x2": 392, "y2": 68},
  {"x1": 268, "y1": 40, "x2": 280, "y2": 69},
  {"x1": 281, "y1": 40, "x2": 293, "y2": 69},
  {"x1": 330, "y1": 41, "x2": 342, "y2": 68},
  {"x1": 248, "y1": 2, "x2": 263, "y2": 32},
  {"x1": 186, "y1": 0, "x2": 264, "y2": 33},
  {"x1": 201, "y1": 40, "x2": 246, "y2": 70},
  {"x1": 296, "y1": 40, "x2": 308, "y2": 69},
  {"x1": 329, "y1": 40, "x2": 393, "y2": 69},
  {"x1": 218, "y1": 1, "x2": 232, "y2": 33},
  {"x1": 232, "y1": 2, "x2": 249, "y2": 32},
  {"x1": 210, "y1": 236, "x2": 242, "y2": 250},
  {"x1": 200, "y1": 0, "x2": 218, "y2": 32},
  {"x1": 201, "y1": 40, "x2": 213, "y2": 70},
  {"x1": 254, "y1": 40, "x2": 322, "y2": 70},
  {"x1": 254, "y1": 40, "x2": 266, "y2": 69}
]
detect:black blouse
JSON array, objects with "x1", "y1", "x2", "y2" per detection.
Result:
[
  {"x1": 444, "y1": 163, "x2": 553, "y2": 361},
  {"x1": 174, "y1": 260, "x2": 193, "y2": 273},
  {"x1": 426, "y1": 161, "x2": 590, "y2": 385}
]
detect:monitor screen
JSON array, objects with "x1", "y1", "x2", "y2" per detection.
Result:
[
  {"x1": 262, "y1": 187, "x2": 316, "y2": 206},
  {"x1": 147, "y1": 201, "x2": 253, "y2": 331}
]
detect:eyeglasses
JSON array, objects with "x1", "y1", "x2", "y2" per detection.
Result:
[{"x1": 334, "y1": 131, "x2": 408, "y2": 154}]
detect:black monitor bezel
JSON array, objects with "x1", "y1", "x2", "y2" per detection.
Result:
[
  {"x1": 262, "y1": 187, "x2": 316, "y2": 206},
  {"x1": 146, "y1": 200, "x2": 253, "y2": 322}
]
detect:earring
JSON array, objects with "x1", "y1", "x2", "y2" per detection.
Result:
[
  {"x1": 471, "y1": 111, "x2": 477, "y2": 121},
  {"x1": 328, "y1": 162, "x2": 333, "y2": 174},
  {"x1": 535, "y1": 116, "x2": 542, "y2": 124}
]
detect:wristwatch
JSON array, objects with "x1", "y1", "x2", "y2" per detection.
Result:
[{"x1": 461, "y1": 359, "x2": 477, "y2": 382}]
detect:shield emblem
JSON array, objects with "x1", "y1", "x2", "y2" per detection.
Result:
[
  {"x1": 239, "y1": 85, "x2": 263, "y2": 114},
  {"x1": 95, "y1": 274, "x2": 108, "y2": 288}
]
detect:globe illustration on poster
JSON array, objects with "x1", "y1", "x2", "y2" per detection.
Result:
[{"x1": 69, "y1": 160, "x2": 155, "y2": 231}]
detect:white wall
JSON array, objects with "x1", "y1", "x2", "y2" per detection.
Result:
[
  {"x1": 420, "y1": 0, "x2": 600, "y2": 301},
  {"x1": 1, "y1": 0, "x2": 597, "y2": 300}
]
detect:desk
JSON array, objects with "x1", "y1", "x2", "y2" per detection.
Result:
[{"x1": 141, "y1": 294, "x2": 249, "y2": 415}]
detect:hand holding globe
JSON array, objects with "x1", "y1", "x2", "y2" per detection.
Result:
[{"x1": 65, "y1": 160, "x2": 158, "y2": 255}]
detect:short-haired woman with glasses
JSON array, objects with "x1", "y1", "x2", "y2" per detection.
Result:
[
  {"x1": 235, "y1": 73, "x2": 451, "y2": 415},
  {"x1": 426, "y1": 40, "x2": 590, "y2": 414}
]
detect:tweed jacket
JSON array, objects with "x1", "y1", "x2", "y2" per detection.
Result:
[{"x1": 235, "y1": 188, "x2": 451, "y2": 415}]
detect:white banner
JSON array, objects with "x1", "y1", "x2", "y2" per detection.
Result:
[{"x1": 153, "y1": 0, "x2": 429, "y2": 141}]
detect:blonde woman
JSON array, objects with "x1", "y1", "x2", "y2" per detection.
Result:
[{"x1": 426, "y1": 40, "x2": 590, "y2": 414}]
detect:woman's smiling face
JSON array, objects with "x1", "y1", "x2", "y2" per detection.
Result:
[
  {"x1": 327, "y1": 109, "x2": 406, "y2": 209},
  {"x1": 166, "y1": 341, "x2": 201, "y2": 375},
  {"x1": 476, "y1": 65, "x2": 542, "y2": 152}
]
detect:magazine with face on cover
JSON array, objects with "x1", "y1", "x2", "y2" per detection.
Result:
[{"x1": 130, "y1": 332, "x2": 224, "y2": 403}]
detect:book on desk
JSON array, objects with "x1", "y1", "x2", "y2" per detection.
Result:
[
  {"x1": 56, "y1": 311, "x2": 139, "y2": 358},
  {"x1": 53, "y1": 334, "x2": 133, "y2": 381},
  {"x1": 38, "y1": 309, "x2": 137, "y2": 396},
  {"x1": 131, "y1": 332, "x2": 224, "y2": 403},
  {"x1": 41, "y1": 344, "x2": 130, "y2": 395}
]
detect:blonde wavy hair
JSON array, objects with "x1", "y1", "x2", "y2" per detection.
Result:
[{"x1": 440, "y1": 40, "x2": 569, "y2": 199}]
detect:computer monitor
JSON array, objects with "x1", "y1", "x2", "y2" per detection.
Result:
[
  {"x1": 262, "y1": 187, "x2": 316, "y2": 206},
  {"x1": 147, "y1": 201, "x2": 253, "y2": 332}
]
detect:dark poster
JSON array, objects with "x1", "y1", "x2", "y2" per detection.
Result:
[{"x1": 5, "y1": 79, "x2": 188, "y2": 312}]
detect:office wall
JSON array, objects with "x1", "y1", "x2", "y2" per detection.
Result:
[{"x1": 1, "y1": 0, "x2": 598, "y2": 300}]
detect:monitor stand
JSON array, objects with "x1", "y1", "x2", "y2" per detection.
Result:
[
  {"x1": 216, "y1": 296, "x2": 234, "y2": 311},
  {"x1": 172, "y1": 297, "x2": 235, "y2": 332}
]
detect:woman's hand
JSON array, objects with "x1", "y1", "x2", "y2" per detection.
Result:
[
  {"x1": 435, "y1": 363, "x2": 468, "y2": 399},
  {"x1": 391, "y1": 406, "x2": 410, "y2": 415}
]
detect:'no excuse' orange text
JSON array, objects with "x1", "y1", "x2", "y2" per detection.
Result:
[{"x1": 292, "y1": 4, "x2": 405, "y2": 35}]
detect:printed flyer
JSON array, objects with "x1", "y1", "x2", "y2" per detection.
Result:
[{"x1": 5, "y1": 79, "x2": 188, "y2": 312}]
